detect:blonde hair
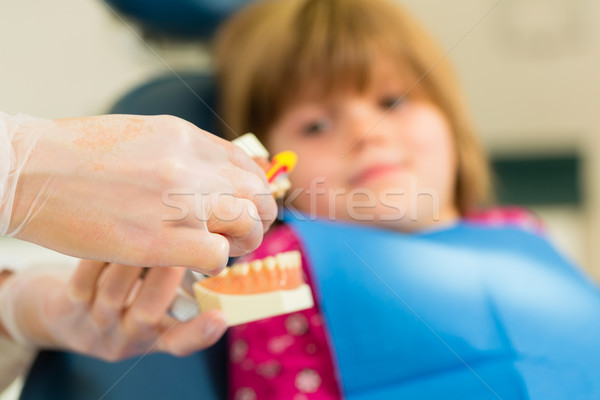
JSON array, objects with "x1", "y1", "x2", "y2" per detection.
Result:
[{"x1": 215, "y1": 0, "x2": 491, "y2": 214}]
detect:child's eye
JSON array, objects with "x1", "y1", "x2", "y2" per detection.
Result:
[
  {"x1": 379, "y1": 96, "x2": 406, "y2": 110},
  {"x1": 302, "y1": 119, "x2": 331, "y2": 136}
]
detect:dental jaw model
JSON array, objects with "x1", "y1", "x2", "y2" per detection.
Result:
[{"x1": 194, "y1": 251, "x2": 313, "y2": 326}]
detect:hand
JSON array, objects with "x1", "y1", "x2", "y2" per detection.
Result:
[
  {"x1": 0, "y1": 260, "x2": 228, "y2": 360},
  {"x1": 3, "y1": 114, "x2": 277, "y2": 273}
]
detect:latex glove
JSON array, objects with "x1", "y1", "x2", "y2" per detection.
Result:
[
  {"x1": 0, "y1": 260, "x2": 228, "y2": 360},
  {"x1": 0, "y1": 112, "x2": 276, "y2": 273}
]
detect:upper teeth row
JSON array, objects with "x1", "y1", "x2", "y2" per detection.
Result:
[{"x1": 229, "y1": 251, "x2": 301, "y2": 276}]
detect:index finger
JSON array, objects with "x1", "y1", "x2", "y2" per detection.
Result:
[
  {"x1": 67, "y1": 259, "x2": 108, "y2": 304},
  {"x1": 203, "y1": 132, "x2": 278, "y2": 231},
  {"x1": 205, "y1": 132, "x2": 269, "y2": 183}
]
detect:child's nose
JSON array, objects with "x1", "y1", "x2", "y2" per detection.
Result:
[{"x1": 343, "y1": 101, "x2": 389, "y2": 151}]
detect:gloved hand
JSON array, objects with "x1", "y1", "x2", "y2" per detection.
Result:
[
  {"x1": 0, "y1": 112, "x2": 277, "y2": 273},
  {"x1": 0, "y1": 260, "x2": 227, "y2": 359}
]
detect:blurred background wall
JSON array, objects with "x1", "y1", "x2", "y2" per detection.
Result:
[
  {"x1": 403, "y1": 0, "x2": 600, "y2": 275},
  {"x1": 0, "y1": 0, "x2": 599, "y2": 398}
]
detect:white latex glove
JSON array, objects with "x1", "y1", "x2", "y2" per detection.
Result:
[
  {"x1": 0, "y1": 260, "x2": 228, "y2": 360},
  {"x1": 0, "y1": 112, "x2": 276, "y2": 273}
]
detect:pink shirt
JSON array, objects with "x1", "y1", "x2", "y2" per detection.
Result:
[{"x1": 228, "y1": 208, "x2": 543, "y2": 400}]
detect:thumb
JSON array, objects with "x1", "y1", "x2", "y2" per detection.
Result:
[
  {"x1": 159, "y1": 310, "x2": 228, "y2": 357},
  {"x1": 151, "y1": 229, "x2": 230, "y2": 275}
]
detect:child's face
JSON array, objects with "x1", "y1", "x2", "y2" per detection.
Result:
[{"x1": 267, "y1": 63, "x2": 458, "y2": 232}]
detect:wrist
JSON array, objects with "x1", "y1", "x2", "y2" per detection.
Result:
[
  {"x1": 0, "y1": 268, "x2": 61, "y2": 348},
  {"x1": 0, "y1": 269, "x2": 32, "y2": 345},
  {"x1": 0, "y1": 112, "x2": 45, "y2": 237},
  {"x1": 19, "y1": 275, "x2": 62, "y2": 348}
]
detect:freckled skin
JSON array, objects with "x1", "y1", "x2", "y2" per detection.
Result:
[{"x1": 69, "y1": 117, "x2": 145, "y2": 153}]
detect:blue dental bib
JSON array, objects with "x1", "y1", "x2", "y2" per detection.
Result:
[{"x1": 286, "y1": 217, "x2": 600, "y2": 399}]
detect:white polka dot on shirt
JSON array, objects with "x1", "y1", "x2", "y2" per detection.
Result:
[
  {"x1": 286, "y1": 313, "x2": 309, "y2": 336},
  {"x1": 295, "y1": 368, "x2": 322, "y2": 393},
  {"x1": 230, "y1": 340, "x2": 249, "y2": 363},
  {"x1": 234, "y1": 387, "x2": 256, "y2": 400},
  {"x1": 256, "y1": 360, "x2": 282, "y2": 379},
  {"x1": 267, "y1": 334, "x2": 294, "y2": 354}
]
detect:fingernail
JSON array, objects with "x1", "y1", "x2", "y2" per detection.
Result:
[{"x1": 204, "y1": 314, "x2": 228, "y2": 341}]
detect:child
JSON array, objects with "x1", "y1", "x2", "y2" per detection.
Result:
[{"x1": 214, "y1": 0, "x2": 599, "y2": 398}]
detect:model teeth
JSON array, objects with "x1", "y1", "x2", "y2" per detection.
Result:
[
  {"x1": 264, "y1": 256, "x2": 277, "y2": 271},
  {"x1": 290, "y1": 251, "x2": 301, "y2": 266},
  {"x1": 250, "y1": 260, "x2": 263, "y2": 272},
  {"x1": 229, "y1": 251, "x2": 300, "y2": 273},
  {"x1": 216, "y1": 268, "x2": 229, "y2": 278},
  {"x1": 232, "y1": 262, "x2": 249, "y2": 276},
  {"x1": 281, "y1": 251, "x2": 300, "y2": 269},
  {"x1": 270, "y1": 178, "x2": 291, "y2": 199},
  {"x1": 198, "y1": 251, "x2": 302, "y2": 294},
  {"x1": 275, "y1": 253, "x2": 288, "y2": 270}
]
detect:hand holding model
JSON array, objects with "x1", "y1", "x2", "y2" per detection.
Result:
[
  {"x1": 0, "y1": 113, "x2": 277, "y2": 274},
  {"x1": 0, "y1": 260, "x2": 227, "y2": 360}
]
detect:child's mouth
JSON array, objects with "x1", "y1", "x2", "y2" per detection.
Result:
[{"x1": 350, "y1": 163, "x2": 407, "y2": 187}]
